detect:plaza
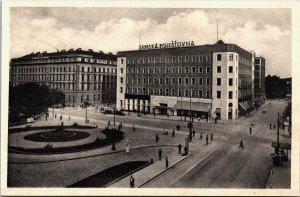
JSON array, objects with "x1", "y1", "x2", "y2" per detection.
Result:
[{"x1": 8, "y1": 99, "x2": 291, "y2": 188}]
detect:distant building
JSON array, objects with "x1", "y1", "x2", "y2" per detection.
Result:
[
  {"x1": 10, "y1": 49, "x2": 117, "y2": 106},
  {"x1": 116, "y1": 40, "x2": 254, "y2": 120},
  {"x1": 254, "y1": 56, "x2": 266, "y2": 98}
]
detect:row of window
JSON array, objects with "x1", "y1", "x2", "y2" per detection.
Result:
[
  {"x1": 81, "y1": 74, "x2": 116, "y2": 82},
  {"x1": 216, "y1": 78, "x2": 235, "y2": 86},
  {"x1": 126, "y1": 66, "x2": 210, "y2": 74},
  {"x1": 48, "y1": 82, "x2": 116, "y2": 91},
  {"x1": 124, "y1": 77, "x2": 210, "y2": 86},
  {"x1": 78, "y1": 93, "x2": 115, "y2": 103},
  {"x1": 124, "y1": 54, "x2": 212, "y2": 65},
  {"x1": 12, "y1": 57, "x2": 117, "y2": 66},
  {"x1": 122, "y1": 87, "x2": 210, "y2": 98},
  {"x1": 216, "y1": 90, "x2": 235, "y2": 99},
  {"x1": 11, "y1": 66, "x2": 117, "y2": 74}
]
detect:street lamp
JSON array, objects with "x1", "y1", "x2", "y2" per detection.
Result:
[
  {"x1": 85, "y1": 98, "x2": 89, "y2": 123},
  {"x1": 113, "y1": 108, "x2": 116, "y2": 126}
]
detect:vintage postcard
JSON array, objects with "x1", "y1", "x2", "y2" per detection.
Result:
[{"x1": 1, "y1": 0, "x2": 300, "y2": 196}]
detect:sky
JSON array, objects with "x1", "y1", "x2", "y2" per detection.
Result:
[{"x1": 10, "y1": 8, "x2": 291, "y2": 77}]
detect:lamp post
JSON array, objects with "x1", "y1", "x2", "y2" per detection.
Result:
[
  {"x1": 277, "y1": 112, "x2": 280, "y2": 157},
  {"x1": 189, "y1": 90, "x2": 193, "y2": 142},
  {"x1": 180, "y1": 90, "x2": 183, "y2": 121},
  {"x1": 85, "y1": 98, "x2": 88, "y2": 123},
  {"x1": 113, "y1": 108, "x2": 116, "y2": 126},
  {"x1": 52, "y1": 95, "x2": 54, "y2": 117}
]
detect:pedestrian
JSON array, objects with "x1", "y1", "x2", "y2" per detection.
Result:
[
  {"x1": 200, "y1": 132, "x2": 203, "y2": 140},
  {"x1": 155, "y1": 133, "x2": 159, "y2": 142},
  {"x1": 192, "y1": 129, "x2": 195, "y2": 137},
  {"x1": 211, "y1": 133, "x2": 213, "y2": 141},
  {"x1": 178, "y1": 144, "x2": 182, "y2": 154},
  {"x1": 120, "y1": 122, "x2": 123, "y2": 128},
  {"x1": 172, "y1": 129, "x2": 175, "y2": 137},
  {"x1": 68, "y1": 116, "x2": 70, "y2": 121},
  {"x1": 132, "y1": 124, "x2": 136, "y2": 132},
  {"x1": 198, "y1": 117, "x2": 200, "y2": 122},
  {"x1": 108, "y1": 120, "x2": 110, "y2": 126},
  {"x1": 166, "y1": 157, "x2": 169, "y2": 168},
  {"x1": 270, "y1": 123, "x2": 272, "y2": 130},
  {"x1": 111, "y1": 142, "x2": 116, "y2": 151},
  {"x1": 55, "y1": 113, "x2": 57, "y2": 118},
  {"x1": 60, "y1": 115, "x2": 62, "y2": 121},
  {"x1": 184, "y1": 146, "x2": 188, "y2": 155},
  {"x1": 158, "y1": 148, "x2": 162, "y2": 160},
  {"x1": 130, "y1": 176, "x2": 135, "y2": 188},
  {"x1": 273, "y1": 124, "x2": 276, "y2": 130},
  {"x1": 239, "y1": 140, "x2": 244, "y2": 149},
  {"x1": 126, "y1": 144, "x2": 129, "y2": 153},
  {"x1": 206, "y1": 134, "x2": 209, "y2": 145},
  {"x1": 249, "y1": 127, "x2": 252, "y2": 135}
]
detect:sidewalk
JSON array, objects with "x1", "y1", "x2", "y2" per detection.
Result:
[
  {"x1": 107, "y1": 151, "x2": 191, "y2": 188},
  {"x1": 266, "y1": 159, "x2": 291, "y2": 188}
]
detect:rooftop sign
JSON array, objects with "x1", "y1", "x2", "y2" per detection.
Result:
[{"x1": 139, "y1": 40, "x2": 194, "y2": 50}]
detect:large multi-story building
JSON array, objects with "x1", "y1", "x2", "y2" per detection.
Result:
[
  {"x1": 116, "y1": 40, "x2": 254, "y2": 120},
  {"x1": 254, "y1": 56, "x2": 266, "y2": 98},
  {"x1": 10, "y1": 49, "x2": 117, "y2": 106}
]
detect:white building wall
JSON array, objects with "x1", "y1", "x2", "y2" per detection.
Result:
[
  {"x1": 116, "y1": 57, "x2": 126, "y2": 110},
  {"x1": 212, "y1": 52, "x2": 239, "y2": 120}
]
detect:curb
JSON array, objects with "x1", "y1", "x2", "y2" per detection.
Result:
[
  {"x1": 9, "y1": 144, "x2": 178, "y2": 165},
  {"x1": 138, "y1": 153, "x2": 192, "y2": 188},
  {"x1": 103, "y1": 162, "x2": 152, "y2": 187}
]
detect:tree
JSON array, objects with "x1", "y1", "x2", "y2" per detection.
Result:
[
  {"x1": 265, "y1": 75, "x2": 287, "y2": 98},
  {"x1": 9, "y1": 83, "x2": 65, "y2": 121}
]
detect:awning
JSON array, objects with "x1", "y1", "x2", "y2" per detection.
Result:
[
  {"x1": 271, "y1": 142, "x2": 291, "y2": 150},
  {"x1": 173, "y1": 101, "x2": 211, "y2": 112},
  {"x1": 239, "y1": 101, "x2": 250, "y2": 111}
]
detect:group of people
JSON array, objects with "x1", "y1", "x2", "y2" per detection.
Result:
[{"x1": 270, "y1": 123, "x2": 277, "y2": 130}]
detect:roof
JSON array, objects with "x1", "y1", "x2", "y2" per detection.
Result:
[
  {"x1": 239, "y1": 101, "x2": 250, "y2": 111},
  {"x1": 173, "y1": 101, "x2": 210, "y2": 112},
  {"x1": 117, "y1": 41, "x2": 253, "y2": 59},
  {"x1": 11, "y1": 49, "x2": 117, "y2": 61},
  {"x1": 271, "y1": 142, "x2": 291, "y2": 150}
]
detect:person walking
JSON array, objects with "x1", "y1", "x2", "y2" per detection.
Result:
[
  {"x1": 239, "y1": 140, "x2": 244, "y2": 149},
  {"x1": 249, "y1": 127, "x2": 252, "y2": 135},
  {"x1": 206, "y1": 134, "x2": 209, "y2": 145},
  {"x1": 108, "y1": 120, "x2": 110, "y2": 126},
  {"x1": 166, "y1": 157, "x2": 169, "y2": 168},
  {"x1": 132, "y1": 124, "x2": 136, "y2": 132},
  {"x1": 211, "y1": 133, "x2": 213, "y2": 141},
  {"x1": 130, "y1": 176, "x2": 135, "y2": 188},
  {"x1": 273, "y1": 124, "x2": 276, "y2": 130},
  {"x1": 172, "y1": 129, "x2": 175, "y2": 137},
  {"x1": 270, "y1": 123, "x2": 272, "y2": 130},
  {"x1": 192, "y1": 129, "x2": 196, "y2": 137},
  {"x1": 68, "y1": 116, "x2": 70, "y2": 121},
  {"x1": 158, "y1": 148, "x2": 162, "y2": 160},
  {"x1": 155, "y1": 133, "x2": 159, "y2": 142},
  {"x1": 200, "y1": 132, "x2": 203, "y2": 140},
  {"x1": 178, "y1": 144, "x2": 182, "y2": 154},
  {"x1": 126, "y1": 144, "x2": 129, "y2": 153}
]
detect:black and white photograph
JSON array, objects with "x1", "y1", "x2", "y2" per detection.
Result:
[{"x1": 1, "y1": 0, "x2": 300, "y2": 196}]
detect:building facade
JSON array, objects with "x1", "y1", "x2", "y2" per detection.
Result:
[
  {"x1": 10, "y1": 49, "x2": 117, "y2": 107},
  {"x1": 116, "y1": 40, "x2": 254, "y2": 120},
  {"x1": 254, "y1": 56, "x2": 266, "y2": 98}
]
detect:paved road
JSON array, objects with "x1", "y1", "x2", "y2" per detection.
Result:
[{"x1": 143, "y1": 99, "x2": 290, "y2": 188}]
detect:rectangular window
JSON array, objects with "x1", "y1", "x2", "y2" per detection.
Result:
[
  {"x1": 185, "y1": 78, "x2": 189, "y2": 85},
  {"x1": 198, "y1": 90, "x2": 203, "y2": 98},
  {"x1": 120, "y1": 68, "x2": 123, "y2": 73},
  {"x1": 229, "y1": 78, "x2": 233, "y2": 86},
  {"x1": 206, "y1": 91, "x2": 210, "y2": 98},
  {"x1": 217, "y1": 91, "x2": 221, "y2": 98},
  {"x1": 217, "y1": 78, "x2": 221, "y2": 86},
  {"x1": 192, "y1": 78, "x2": 196, "y2": 85},
  {"x1": 172, "y1": 56, "x2": 176, "y2": 62},
  {"x1": 199, "y1": 66, "x2": 203, "y2": 73},
  {"x1": 120, "y1": 77, "x2": 123, "y2": 83},
  {"x1": 185, "y1": 67, "x2": 189, "y2": 73},
  {"x1": 229, "y1": 54, "x2": 233, "y2": 61},
  {"x1": 199, "y1": 55, "x2": 204, "y2": 62},
  {"x1": 191, "y1": 89, "x2": 195, "y2": 97},
  {"x1": 166, "y1": 78, "x2": 169, "y2": 85},
  {"x1": 217, "y1": 66, "x2": 221, "y2": 73},
  {"x1": 192, "y1": 67, "x2": 196, "y2": 73},
  {"x1": 206, "y1": 67, "x2": 210, "y2": 73},
  {"x1": 192, "y1": 56, "x2": 196, "y2": 62},
  {"x1": 229, "y1": 66, "x2": 233, "y2": 73},
  {"x1": 159, "y1": 78, "x2": 163, "y2": 84},
  {"x1": 120, "y1": 87, "x2": 123, "y2": 93},
  {"x1": 185, "y1": 90, "x2": 189, "y2": 97},
  {"x1": 199, "y1": 78, "x2": 203, "y2": 85},
  {"x1": 178, "y1": 78, "x2": 182, "y2": 85},
  {"x1": 206, "y1": 54, "x2": 211, "y2": 62},
  {"x1": 185, "y1": 55, "x2": 189, "y2": 62},
  {"x1": 206, "y1": 78, "x2": 210, "y2": 86},
  {"x1": 172, "y1": 78, "x2": 176, "y2": 85},
  {"x1": 229, "y1": 91, "x2": 233, "y2": 99},
  {"x1": 217, "y1": 54, "x2": 222, "y2": 61}
]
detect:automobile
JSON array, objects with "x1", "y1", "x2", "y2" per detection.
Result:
[
  {"x1": 115, "y1": 110, "x2": 125, "y2": 116},
  {"x1": 103, "y1": 110, "x2": 113, "y2": 114}
]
